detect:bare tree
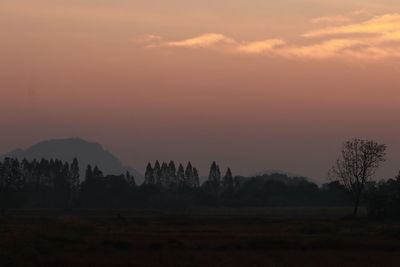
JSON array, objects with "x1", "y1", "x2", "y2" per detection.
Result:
[{"x1": 329, "y1": 139, "x2": 386, "y2": 216}]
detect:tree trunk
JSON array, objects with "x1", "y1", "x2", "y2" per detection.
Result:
[{"x1": 353, "y1": 191, "x2": 361, "y2": 216}]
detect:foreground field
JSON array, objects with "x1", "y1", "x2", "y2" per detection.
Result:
[{"x1": 1, "y1": 214, "x2": 400, "y2": 266}]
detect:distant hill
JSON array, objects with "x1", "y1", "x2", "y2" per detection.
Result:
[{"x1": 1, "y1": 138, "x2": 143, "y2": 183}]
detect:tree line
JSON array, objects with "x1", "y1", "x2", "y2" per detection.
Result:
[
  {"x1": 1, "y1": 138, "x2": 399, "y2": 218},
  {"x1": 0, "y1": 158, "x2": 350, "y2": 210},
  {"x1": 144, "y1": 161, "x2": 200, "y2": 188}
]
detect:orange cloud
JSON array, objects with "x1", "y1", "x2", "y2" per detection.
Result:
[
  {"x1": 277, "y1": 39, "x2": 362, "y2": 59},
  {"x1": 143, "y1": 14, "x2": 400, "y2": 61},
  {"x1": 157, "y1": 34, "x2": 285, "y2": 54},
  {"x1": 163, "y1": 34, "x2": 236, "y2": 48},
  {"x1": 303, "y1": 14, "x2": 400, "y2": 37},
  {"x1": 236, "y1": 39, "x2": 286, "y2": 54}
]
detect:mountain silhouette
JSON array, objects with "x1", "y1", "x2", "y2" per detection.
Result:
[{"x1": 1, "y1": 138, "x2": 143, "y2": 183}]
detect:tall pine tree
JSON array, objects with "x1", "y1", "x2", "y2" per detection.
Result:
[
  {"x1": 222, "y1": 168, "x2": 234, "y2": 189},
  {"x1": 144, "y1": 163, "x2": 154, "y2": 184},
  {"x1": 168, "y1": 161, "x2": 177, "y2": 186},
  {"x1": 177, "y1": 164, "x2": 185, "y2": 186},
  {"x1": 185, "y1": 162, "x2": 194, "y2": 187}
]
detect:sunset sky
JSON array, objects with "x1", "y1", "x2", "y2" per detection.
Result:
[{"x1": 1, "y1": 0, "x2": 400, "y2": 182}]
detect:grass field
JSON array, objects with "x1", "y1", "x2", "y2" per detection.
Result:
[{"x1": 1, "y1": 211, "x2": 400, "y2": 266}]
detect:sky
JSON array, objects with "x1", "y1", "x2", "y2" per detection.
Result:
[{"x1": 1, "y1": 0, "x2": 400, "y2": 182}]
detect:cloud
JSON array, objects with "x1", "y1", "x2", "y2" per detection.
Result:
[
  {"x1": 311, "y1": 15, "x2": 351, "y2": 24},
  {"x1": 155, "y1": 33, "x2": 284, "y2": 55},
  {"x1": 236, "y1": 39, "x2": 286, "y2": 54},
  {"x1": 277, "y1": 39, "x2": 362, "y2": 59},
  {"x1": 303, "y1": 14, "x2": 400, "y2": 37},
  {"x1": 143, "y1": 14, "x2": 400, "y2": 61},
  {"x1": 163, "y1": 33, "x2": 236, "y2": 48}
]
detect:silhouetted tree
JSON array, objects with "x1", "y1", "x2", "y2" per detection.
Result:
[
  {"x1": 185, "y1": 162, "x2": 194, "y2": 187},
  {"x1": 93, "y1": 166, "x2": 103, "y2": 178},
  {"x1": 144, "y1": 163, "x2": 154, "y2": 184},
  {"x1": 70, "y1": 158, "x2": 80, "y2": 204},
  {"x1": 329, "y1": 138, "x2": 386, "y2": 216},
  {"x1": 85, "y1": 165, "x2": 93, "y2": 180},
  {"x1": 234, "y1": 176, "x2": 241, "y2": 188},
  {"x1": 222, "y1": 168, "x2": 234, "y2": 189},
  {"x1": 177, "y1": 164, "x2": 185, "y2": 186},
  {"x1": 21, "y1": 158, "x2": 31, "y2": 185},
  {"x1": 154, "y1": 161, "x2": 161, "y2": 184},
  {"x1": 168, "y1": 161, "x2": 177, "y2": 186},
  {"x1": 364, "y1": 174, "x2": 400, "y2": 218},
  {"x1": 160, "y1": 162, "x2": 169, "y2": 186},
  {"x1": 70, "y1": 158, "x2": 79, "y2": 182},
  {"x1": 193, "y1": 168, "x2": 200, "y2": 188},
  {"x1": 208, "y1": 162, "x2": 221, "y2": 188},
  {"x1": 53, "y1": 161, "x2": 70, "y2": 208},
  {"x1": 126, "y1": 171, "x2": 136, "y2": 187}
]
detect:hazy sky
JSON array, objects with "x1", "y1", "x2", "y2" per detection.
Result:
[{"x1": 1, "y1": 0, "x2": 400, "y2": 182}]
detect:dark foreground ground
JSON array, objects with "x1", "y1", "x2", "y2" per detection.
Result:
[{"x1": 1, "y1": 210, "x2": 400, "y2": 266}]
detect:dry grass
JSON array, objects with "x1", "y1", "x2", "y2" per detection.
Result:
[{"x1": 0, "y1": 214, "x2": 399, "y2": 266}]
